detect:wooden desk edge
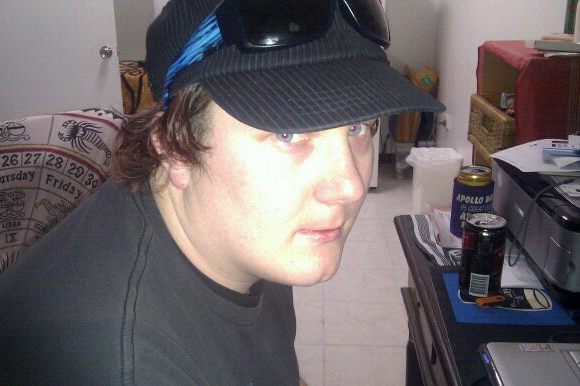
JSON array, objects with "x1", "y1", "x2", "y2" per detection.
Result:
[{"x1": 394, "y1": 215, "x2": 461, "y2": 386}]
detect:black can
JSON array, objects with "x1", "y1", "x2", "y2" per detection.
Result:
[
  {"x1": 450, "y1": 166, "x2": 494, "y2": 237},
  {"x1": 459, "y1": 213, "x2": 507, "y2": 298}
]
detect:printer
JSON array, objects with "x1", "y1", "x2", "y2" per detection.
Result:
[{"x1": 492, "y1": 158, "x2": 580, "y2": 298}]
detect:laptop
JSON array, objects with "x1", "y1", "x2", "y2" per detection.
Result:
[{"x1": 479, "y1": 342, "x2": 580, "y2": 386}]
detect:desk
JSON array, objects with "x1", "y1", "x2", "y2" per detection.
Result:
[{"x1": 395, "y1": 215, "x2": 580, "y2": 386}]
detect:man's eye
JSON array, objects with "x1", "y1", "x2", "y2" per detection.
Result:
[
  {"x1": 348, "y1": 124, "x2": 363, "y2": 136},
  {"x1": 276, "y1": 132, "x2": 295, "y2": 143},
  {"x1": 349, "y1": 119, "x2": 379, "y2": 137}
]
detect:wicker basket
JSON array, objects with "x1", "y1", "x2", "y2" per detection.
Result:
[
  {"x1": 468, "y1": 94, "x2": 516, "y2": 155},
  {"x1": 468, "y1": 134, "x2": 493, "y2": 167}
]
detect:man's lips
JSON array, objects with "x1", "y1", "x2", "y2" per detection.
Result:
[{"x1": 297, "y1": 228, "x2": 342, "y2": 242}]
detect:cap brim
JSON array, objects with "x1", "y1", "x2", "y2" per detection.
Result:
[{"x1": 202, "y1": 58, "x2": 445, "y2": 134}]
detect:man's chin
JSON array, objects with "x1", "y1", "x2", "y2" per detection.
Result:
[{"x1": 286, "y1": 257, "x2": 342, "y2": 287}]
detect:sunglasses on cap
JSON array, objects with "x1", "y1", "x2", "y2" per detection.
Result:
[
  {"x1": 217, "y1": 0, "x2": 390, "y2": 51},
  {"x1": 163, "y1": 0, "x2": 391, "y2": 109}
]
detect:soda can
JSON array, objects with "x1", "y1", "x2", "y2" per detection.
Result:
[
  {"x1": 450, "y1": 165, "x2": 494, "y2": 237},
  {"x1": 459, "y1": 213, "x2": 507, "y2": 298}
]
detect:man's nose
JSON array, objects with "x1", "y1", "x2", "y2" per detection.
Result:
[{"x1": 313, "y1": 135, "x2": 367, "y2": 206}]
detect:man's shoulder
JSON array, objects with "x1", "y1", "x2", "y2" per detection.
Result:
[{"x1": 0, "y1": 179, "x2": 156, "y2": 384}]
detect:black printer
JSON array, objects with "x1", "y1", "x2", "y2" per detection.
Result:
[{"x1": 492, "y1": 158, "x2": 580, "y2": 301}]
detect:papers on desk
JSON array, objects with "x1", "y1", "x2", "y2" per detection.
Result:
[
  {"x1": 492, "y1": 139, "x2": 580, "y2": 207},
  {"x1": 527, "y1": 39, "x2": 580, "y2": 57},
  {"x1": 428, "y1": 205, "x2": 462, "y2": 249},
  {"x1": 549, "y1": 156, "x2": 580, "y2": 169},
  {"x1": 492, "y1": 139, "x2": 580, "y2": 174},
  {"x1": 501, "y1": 241, "x2": 544, "y2": 289}
]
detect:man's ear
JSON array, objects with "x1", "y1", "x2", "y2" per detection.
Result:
[{"x1": 151, "y1": 134, "x2": 190, "y2": 190}]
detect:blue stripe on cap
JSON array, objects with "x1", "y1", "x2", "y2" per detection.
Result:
[{"x1": 163, "y1": 12, "x2": 223, "y2": 109}]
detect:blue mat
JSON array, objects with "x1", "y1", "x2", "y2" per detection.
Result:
[{"x1": 443, "y1": 273, "x2": 575, "y2": 325}]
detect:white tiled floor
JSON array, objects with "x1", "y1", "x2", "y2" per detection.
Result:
[{"x1": 294, "y1": 162, "x2": 414, "y2": 386}]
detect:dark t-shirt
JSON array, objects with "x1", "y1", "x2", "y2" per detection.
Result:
[{"x1": 0, "y1": 180, "x2": 299, "y2": 385}]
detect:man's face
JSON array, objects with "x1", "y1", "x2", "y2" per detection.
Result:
[{"x1": 164, "y1": 103, "x2": 375, "y2": 292}]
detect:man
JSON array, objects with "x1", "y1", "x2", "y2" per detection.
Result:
[{"x1": 0, "y1": 0, "x2": 443, "y2": 384}]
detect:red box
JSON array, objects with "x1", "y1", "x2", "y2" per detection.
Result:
[{"x1": 477, "y1": 40, "x2": 580, "y2": 144}]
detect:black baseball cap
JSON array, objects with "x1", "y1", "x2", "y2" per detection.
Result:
[{"x1": 146, "y1": 0, "x2": 445, "y2": 134}]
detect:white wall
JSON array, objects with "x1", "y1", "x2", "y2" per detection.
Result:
[
  {"x1": 113, "y1": 0, "x2": 154, "y2": 61},
  {"x1": 434, "y1": 0, "x2": 567, "y2": 161},
  {"x1": 154, "y1": 0, "x2": 169, "y2": 17},
  {"x1": 1, "y1": 0, "x2": 123, "y2": 119},
  {"x1": 382, "y1": 0, "x2": 440, "y2": 73}
]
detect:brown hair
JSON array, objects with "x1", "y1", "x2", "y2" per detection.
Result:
[{"x1": 112, "y1": 84, "x2": 214, "y2": 192}]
